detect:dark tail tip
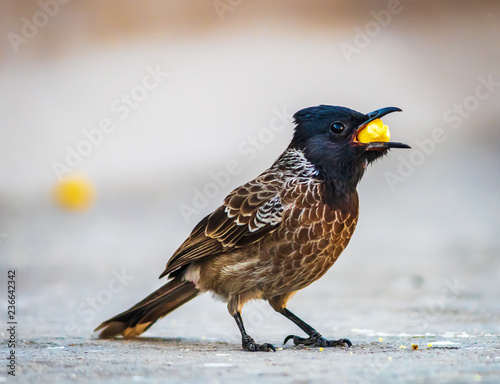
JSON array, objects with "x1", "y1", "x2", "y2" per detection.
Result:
[
  {"x1": 93, "y1": 277, "x2": 199, "y2": 339},
  {"x1": 95, "y1": 321, "x2": 127, "y2": 339}
]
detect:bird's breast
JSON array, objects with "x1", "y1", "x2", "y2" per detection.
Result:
[{"x1": 259, "y1": 182, "x2": 359, "y2": 293}]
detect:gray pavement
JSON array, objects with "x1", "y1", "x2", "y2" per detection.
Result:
[
  {"x1": 1, "y1": 2, "x2": 500, "y2": 383},
  {"x1": 2, "y1": 189, "x2": 499, "y2": 383},
  {"x1": 10, "y1": 334, "x2": 500, "y2": 384}
]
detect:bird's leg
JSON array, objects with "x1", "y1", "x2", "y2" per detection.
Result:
[
  {"x1": 279, "y1": 308, "x2": 352, "y2": 348},
  {"x1": 233, "y1": 312, "x2": 276, "y2": 352}
]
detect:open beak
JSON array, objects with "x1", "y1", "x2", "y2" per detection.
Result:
[
  {"x1": 358, "y1": 107, "x2": 411, "y2": 150},
  {"x1": 364, "y1": 107, "x2": 402, "y2": 124}
]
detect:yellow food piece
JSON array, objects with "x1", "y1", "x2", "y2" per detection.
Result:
[
  {"x1": 53, "y1": 174, "x2": 95, "y2": 211},
  {"x1": 412, "y1": 344, "x2": 418, "y2": 350},
  {"x1": 357, "y1": 118, "x2": 391, "y2": 143},
  {"x1": 379, "y1": 337, "x2": 383, "y2": 342}
]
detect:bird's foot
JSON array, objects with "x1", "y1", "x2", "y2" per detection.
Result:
[
  {"x1": 284, "y1": 332, "x2": 352, "y2": 348},
  {"x1": 242, "y1": 335, "x2": 276, "y2": 352}
]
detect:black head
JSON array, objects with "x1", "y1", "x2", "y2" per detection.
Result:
[{"x1": 290, "y1": 105, "x2": 410, "y2": 198}]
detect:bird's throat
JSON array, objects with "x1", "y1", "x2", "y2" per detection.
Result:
[{"x1": 319, "y1": 163, "x2": 365, "y2": 207}]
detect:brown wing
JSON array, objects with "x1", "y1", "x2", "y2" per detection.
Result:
[{"x1": 160, "y1": 174, "x2": 284, "y2": 278}]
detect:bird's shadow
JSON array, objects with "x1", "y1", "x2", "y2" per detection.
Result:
[
  {"x1": 92, "y1": 336, "x2": 236, "y2": 350},
  {"x1": 92, "y1": 336, "x2": 363, "y2": 352}
]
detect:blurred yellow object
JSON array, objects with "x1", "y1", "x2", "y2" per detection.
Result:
[
  {"x1": 53, "y1": 175, "x2": 95, "y2": 211},
  {"x1": 357, "y1": 118, "x2": 391, "y2": 143}
]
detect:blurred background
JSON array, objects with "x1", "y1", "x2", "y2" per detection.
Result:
[{"x1": 1, "y1": 1, "x2": 499, "y2": 341}]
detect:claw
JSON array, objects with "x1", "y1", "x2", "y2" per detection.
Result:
[
  {"x1": 259, "y1": 343, "x2": 276, "y2": 352},
  {"x1": 283, "y1": 334, "x2": 352, "y2": 348},
  {"x1": 284, "y1": 335, "x2": 312, "y2": 345},
  {"x1": 329, "y1": 338, "x2": 352, "y2": 347},
  {"x1": 242, "y1": 336, "x2": 276, "y2": 352}
]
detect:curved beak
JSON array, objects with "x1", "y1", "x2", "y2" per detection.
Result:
[
  {"x1": 361, "y1": 107, "x2": 411, "y2": 150},
  {"x1": 364, "y1": 106, "x2": 402, "y2": 124}
]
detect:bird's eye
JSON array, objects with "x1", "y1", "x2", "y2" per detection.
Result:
[{"x1": 330, "y1": 122, "x2": 345, "y2": 134}]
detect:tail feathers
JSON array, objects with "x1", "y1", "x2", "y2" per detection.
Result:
[{"x1": 94, "y1": 276, "x2": 199, "y2": 339}]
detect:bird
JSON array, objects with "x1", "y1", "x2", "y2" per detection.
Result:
[{"x1": 94, "y1": 105, "x2": 410, "y2": 352}]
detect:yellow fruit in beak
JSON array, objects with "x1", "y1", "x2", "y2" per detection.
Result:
[{"x1": 357, "y1": 118, "x2": 391, "y2": 143}]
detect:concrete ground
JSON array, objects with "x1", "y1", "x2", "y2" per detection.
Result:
[
  {"x1": 10, "y1": 334, "x2": 500, "y2": 384},
  {"x1": 1, "y1": 2, "x2": 500, "y2": 383},
  {"x1": 2, "y1": 188, "x2": 500, "y2": 383}
]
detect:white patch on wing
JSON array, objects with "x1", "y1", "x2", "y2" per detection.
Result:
[
  {"x1": 251, "y1": 196, "x2": 283, "y2": 232},
  {"x1": 220, "y1": 148, "x2": 319, "y2": 236}
]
